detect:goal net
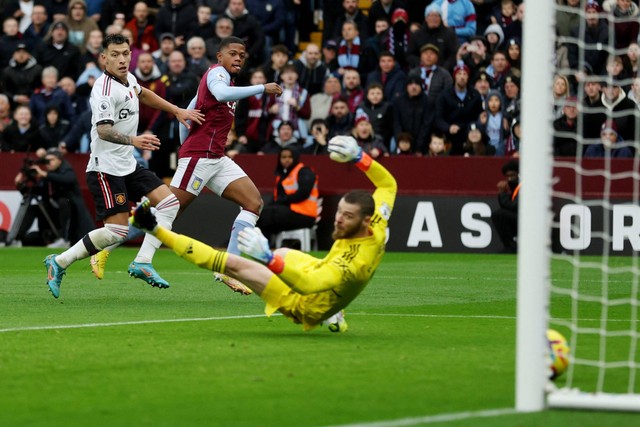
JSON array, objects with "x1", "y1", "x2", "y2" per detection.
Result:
[{"x1": 516, "y1": 0, "x2": 640, "y2": 412}]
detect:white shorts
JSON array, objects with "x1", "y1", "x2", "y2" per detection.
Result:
[{"x1": 170, "y1": 156, "x2": 247, "y2": 196}]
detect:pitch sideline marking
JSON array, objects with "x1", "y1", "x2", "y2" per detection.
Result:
[{"x1": 317, "y1": 407, "x2": 518, "y2": 427}]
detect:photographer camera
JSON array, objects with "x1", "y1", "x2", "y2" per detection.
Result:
[{"x1": 16, "y1": 148, "x2": 94, "y2": 247}]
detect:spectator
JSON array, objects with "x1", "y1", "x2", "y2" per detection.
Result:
[
  {"x1": 134, "y1": 52, "x2": 166, "y2": 135},
  {"x1": 29, "y1": 66, "x2": 76, "y2": 125},
  {"x1": 48, "y1": 0, "x2": 69, "y2": 23},
  {"x1": 262, "y1": 44, "x2": 289, "y2": 84},
  {"x1": 490, "y1": 0, "x2": 516, "y2": 30},
  {"x1": 59, "y1": 108, "x2": 91, "y2": 153},
  {"x1": 457, "y1": 35, "x2": 490, "y2": 79},
  {"x1": 552, "y1": 74, "x2": 570, "y2": 118},
  {"x1": 361, "y1": 17, "x2": 390, "y2": 76},
  {"x1": 266, "y1": 63, "x2": 311, "y2": 141},
  {"x1": 34, "y1": 21, "x2": 82, "y2": 80},
  {"x1": 0, "y1": 17, "x2": 22, "y2": 69},
  {"x1": 39, "y1": 105, "x2": 70, "y2": 150},
  {"x1": 321, "y1": 39, "x2": 339, "y2": 74},
  {"x1": 473, "y1": 69, "x2": 491, "y2": 108},
  {"x1": 407, "y1": 3, "x2": 458, "y2": 71},
  {"x1": 567, "y1": 2, "x2": 608, "y2": 76},
  {"x1": 463, "y1": 122, "x2": 494, "y2": 157},
  {"x1": 2, "y1": 42, "x2": 42, "y2": 107},
  {"x1": 336, "y1": 20, "x2": 364, "y2": 77},
  {"x1": 321, "y1": 0, "x2": 342, "y2": 45},
  {"x1": 408, "y1": 43, "x2": 453, "y2": 105},
  {"x1": 585, "y1": 120, "x2": 634, "y2": 158},
  {"x1": 63, "y1": 0, "x2": 100, "y2": 53},
  {"x1": 393, "y1": 75, "x2": 431, "y2": 154},
  {"x1": 304, "y1": 118, "x2": 330, "y2": 155},
  {"x1": 200, "y1": 0, "x2": 229, "y2": 20},
  {"x1": 491, "y1": 159, "x2": 520, "y2": 253},
  {"x1": 154, "y1": 0, "x2": 197, "y2": 50},
  {"x1": 483, "y1": 23, "x2": 505, "y2": 55},
  {"x1": 124, "y1": 1, "x2": 158, "y2": 53},
  {"x1": 245, "y1": 0, "x2": 284, "y2": 58},
  {"x1": 333, "y1": 0, "x2": 370, "y2": 42},
  {"x1": 365, "y1": 50, "x2": 407, "y2": 102},
  {"x1": 225, "y1": 0, "x2": 265, "y2": 69},
  {"x1": 4, "y1": 0, "x2": 34, "y2": 33},
  {"x1": 394, "y1": 131, "x2": 416, "y2": 156},
  {"x1": 384, "y1": 8, "x2": 411, "y2": 72},
  {"x1": 357, "y1": 82, "x2": 394, "y2": 150},
  {"x1": 553, "y1": 96, "x2": 579, "y2": 157},
  {"x1": 22, "y1": 4, "x2": 50, "y2": 49},
  {"x1": 434, "y1": 62, "x2": 484, "y2": 155},
  {"x1": 485, "y1": 50, "x2": 511, "y2": 90},
  {"x1": 581, "y1": 77, "x2": 606, "y2": 142},
  {"x1": 309, "y1": 74, "x2": 341, "y2": 124},
  {"x1": 505, "y1": 37, "x2": 521, "y2": 77},
  {"x1": 193, "y1": 4, "x2": 216, "y2": 41},
  {"x1": 99, "y1": 0, "x2": 140, "y2": 30},
  {"x1": 556, "y1": 0, "x2": 581, "y2": 39},
  {"x1": 626, "y1": 42, "x2": 639, "y2": 78},
  {"x1": 152, "y1": 32, "x2": 177, "y2": 74},
  {"x1": 476, "y1": 90, "x2": 509, "y2": 156},
  {"x1": 427, "y1": 131, "x2": 450, "y2": 157},
  {"x1": 341, "y1": 68, "x2": 365, "y2": 113},
  {"x1": 326, "y1": 96, "x2": 353, "y2": 138},
  {"x1": 294, "y1": 43, "x2": 329, "y2": 97},
  {"x1": 628, "y1": 77, "x2": 640, "y2": 104},
  {"x1": 503, "y1": 1, "x2": 523, "y2": 42},
  {"x1": 234, "y1": 67, "x2": 270, "y2": 154},
  {"x1": 351, "y1": 110, "x2": 388, "y2": 159},
  {"x1": 603, "y1": 0, "x2": 639, "y2": 50},
  {"x1": 502, "y1": 74, "x2": 521, "y2": 121},
  {"x1": 504, "y1": 116, "x2": 520, "y2": 157},
  {"x1": 256, "y1": 145, "x2": 319, "y2": 244},
  {"x1": 600, "y1": 77, "x2": 637, "y2": 142},
  {"x1": 367, "y1": 0, "x2": 407, "y2": 37},
  {"x1": 121, "y1": 27, "x2": 142, "y2": 71},
  {"x1": 152, "y1": 50, "x2": 199, "y2": 177},
  {"x1": 260, "y1": 120, "x2": 302, "y2": 154},
  {"x1": 79, "y1": 28, "x2": 103, "y2": 69},
  {"x1": 58, "y1": 76, "x2": 87, "y2": 117},
  {"x1": 205, "y1": 16, "x2": 234, "y2": 61},
  {"x1": 431, "y1": 0, "x2": 477, "y2": 44},
  {"x1": 0, "y1": 94, "x2": 12, "y2": 145},
  {"x1": 1, "y1": 104, "x2": 41, "y2": 152},
  {"x1": 186, "y1": 36, "x2": 212, "y2": 78}
]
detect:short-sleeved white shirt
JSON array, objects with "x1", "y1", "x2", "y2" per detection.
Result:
[{"x1": 86, "y1": 71, "x2": 142, "y2": 176}]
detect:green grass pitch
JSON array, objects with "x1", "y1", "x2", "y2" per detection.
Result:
[{"x1": 0, "y1": 248, "x2": 637, "y2": 426}]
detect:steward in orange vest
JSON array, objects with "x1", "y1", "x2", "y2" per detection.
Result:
[{"x1": 256, "y1": 147, "x2": 319, "y2": 244}]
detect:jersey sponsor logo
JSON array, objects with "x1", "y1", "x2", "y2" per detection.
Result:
[
  {"x1": 99, "y1": 101, "x2": 109, "y2": 111},
  {"x1": 114, "y1": 193, "x2": 126, "y2": 205},
  {"x1": 191, "y1": 177, "x2": 203, "y2": 191},
  {"x1": 118, "y1": 109, "x2": 136, "y2": 119}
]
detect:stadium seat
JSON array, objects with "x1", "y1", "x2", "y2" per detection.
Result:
[{"x1": 274, "y1": 198, "x2": 323, "y2": 252}]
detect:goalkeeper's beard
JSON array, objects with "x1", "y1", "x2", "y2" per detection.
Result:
[{"x1": 332, "y1": 222, "x2": 360, "y2": 240}]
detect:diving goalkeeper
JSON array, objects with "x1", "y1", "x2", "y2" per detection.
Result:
[{"x1": 130, "y1": 136, "x2": 397, "y2": 331}]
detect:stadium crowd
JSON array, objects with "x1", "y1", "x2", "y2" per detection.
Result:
[{"x1": 1, "y1": 0, "x2": 639, "y2": 178}]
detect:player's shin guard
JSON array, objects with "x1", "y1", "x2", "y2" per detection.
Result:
[
  {"x1": 156, "y1": 227, "x2": 228, "y2": 273},
  {"x1": 134, "y1": 194, "x2": 179, "y2": 263},
  {"x1": 227, "y1": 209, "x2": 259, "y2": 255},
  {"x1": 55, "y1": 224, "x2": 129, "y2": 268}
]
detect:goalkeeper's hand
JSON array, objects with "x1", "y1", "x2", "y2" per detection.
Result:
[
  {"x1": 238, "y1": 227, "x2": 273, "y2": 264},
  {"x1": 328, "y1": 135, "x2": 363, "y2": 163}
]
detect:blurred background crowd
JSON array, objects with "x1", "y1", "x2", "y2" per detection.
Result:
[{"x1": 0, "y1": 0, "x2": 639, "y2": 180}]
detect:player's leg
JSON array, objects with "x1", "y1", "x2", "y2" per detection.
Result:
[
  {"x1": 219, "y1": 176, "x2": 263, "y2": 255},
  {"x1": 127, "y1": 167, "x2": 179, "y2": 288},
  {"x1": 45, "y1": 172, "x2": 130, "y2": 298}
]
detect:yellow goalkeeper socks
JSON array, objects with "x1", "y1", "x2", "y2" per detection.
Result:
[{"x1": 155, "y1": 227, "x2": 228, "y2": 273}]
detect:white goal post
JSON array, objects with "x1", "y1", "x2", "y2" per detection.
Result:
[{"x1": 516, "y1": 0, "x2": 640, "y2": 412}]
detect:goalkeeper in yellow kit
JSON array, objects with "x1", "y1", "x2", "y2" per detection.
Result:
[{"x1": 130, "y1": 136, "x2": 397, "y2": 331}]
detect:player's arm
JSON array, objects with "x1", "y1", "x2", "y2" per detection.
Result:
[
  {"x1": 179, "y1": 96, "x2": 197, "y2": 144},
  {"x1": 138, "y1": 86, "x2": 204, "y2": 129},
  {"x1": 207, "y1": 70, "x2": 282, "y2": 102},
  {"x1": 96, "y1": 122, "x2": 161, "y2": 150}
]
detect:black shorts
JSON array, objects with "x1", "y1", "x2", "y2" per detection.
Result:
[{"x1": 87, "y1": 165, "x2": 164, "y2": 220}]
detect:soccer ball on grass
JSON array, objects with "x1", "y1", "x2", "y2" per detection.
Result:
[{"x1": 547, "y1": 329, "x2": 570, "y2": 380}]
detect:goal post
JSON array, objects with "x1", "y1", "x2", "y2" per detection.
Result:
[
  {"x1": 515, "y1": 0, "x2": 556, "y2": 412},
  {"x1": 516, "y1": 0, "x2": 640, "y2": 413}
]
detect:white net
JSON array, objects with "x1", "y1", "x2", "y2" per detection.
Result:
[{"x1": 547, "y1": 0, "x2": 640, "y2": 410}]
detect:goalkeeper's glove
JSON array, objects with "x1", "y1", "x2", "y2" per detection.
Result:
[
  {"x1": 238, "y1": 227, "x2": 273, "y2": 264},
  {"x1": 328, "y1": 135, "x2": 363, "y2": 163}
]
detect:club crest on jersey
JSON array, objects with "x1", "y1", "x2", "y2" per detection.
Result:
[
  {"x1": 115, "y1": 193, "x2": 126, "y2": 205},
  {"x1": 227, "y1": 101, "x2": 236, "y2": 116},
  {"x1": 191, "y1": 177, "x2": 203, "y2": 191}
]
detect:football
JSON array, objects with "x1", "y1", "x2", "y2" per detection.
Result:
[{"x1": 547, "y1": 329, "x2": 570, "y2": 380}]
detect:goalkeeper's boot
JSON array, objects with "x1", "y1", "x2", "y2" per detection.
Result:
[
  {"x1": 213, "y1": 272, "x2": 253, "y2": 295},
  {"x1": 129, "y1": 199, "x2": 157, "y2": 232},
  {"x1": 323, "y1": 310, "x2": 348, "y2": 333},
  {"x1": 90, "y1": 250, "x2": 110, "y2": 280},
  {"x1": 128, "y1": 262, "x2": 170, "y2": 289},
  {"x1": 44, "y1": 254, "x2": 66, "y2": 299}
]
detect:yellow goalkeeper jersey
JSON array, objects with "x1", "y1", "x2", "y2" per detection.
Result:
[{"x1": 270, "y1": 159, "x2": 397, "y2": 329}]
